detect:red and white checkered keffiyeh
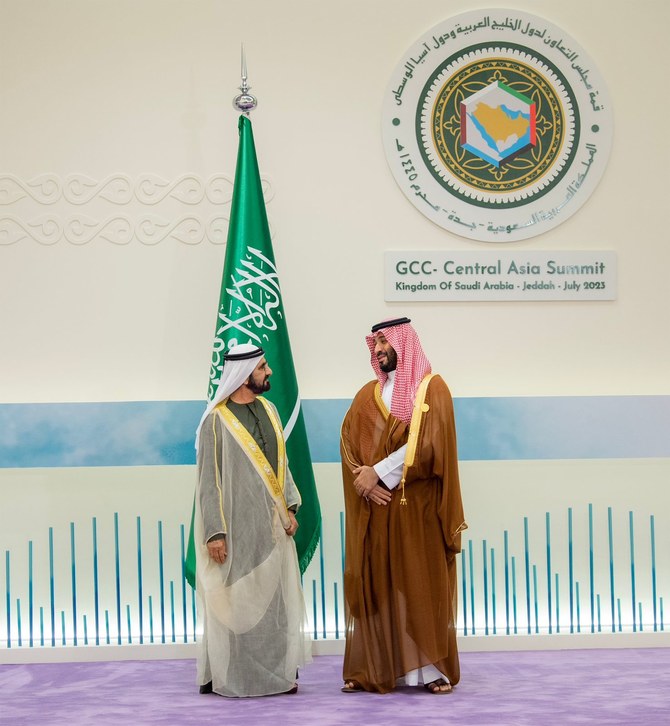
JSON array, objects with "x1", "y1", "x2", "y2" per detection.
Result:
[{"x1": 365, "y1": 320, "x2": 431, "y2": 424}]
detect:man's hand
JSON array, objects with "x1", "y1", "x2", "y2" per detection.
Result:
[
  {"x1": 353, "y1": 466, "x2": 392, "y2": 505},
  {"x1": 366, "y1": 483, "x2": 392, "y2": 506},
  {"x1": 207, "y1": 538, "x2": 227, "y2": 564},
  {"x1": 284, "y1": 510, "x2": 299, "y2": 537}
]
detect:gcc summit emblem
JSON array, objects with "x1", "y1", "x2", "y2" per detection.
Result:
[{"x1": 382, "y1": 10, "x2": 613, "y2": 242}]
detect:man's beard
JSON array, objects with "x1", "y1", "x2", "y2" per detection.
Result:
[
  {"x1": 247, "y1": 378, "x2": 271, "y2": 394},
  {"x1": 378, "y1": 348, "x2": 397, "y2": 373}
]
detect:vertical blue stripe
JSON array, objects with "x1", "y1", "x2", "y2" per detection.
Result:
[
  {"x1": 83, "y1": 614, "x2": 88, "y2": 645},
  {"x1": 555, "y1": 573, "x2": 560, "y2": 634},
  {"x1": 70, "y1": 522, "x2": 78, "y2": 646},
  {"x1": 170, "y1": 581, "x2": 176, "y2": 643},
  {"x1": 149, "y1": 594, "x2": 154, "y2": 644},
  {"x1": 461, "y1": 549, "x2": 468, "y2": 636},
  {"x1": 617, "y1": 597, "x2": 622, "y2": 632},
  {"x1": 180, "y1": 524, "x2": 188, "y2": 643},
  {"x1": 114, "y1": 513, "x2": 121, "y2": 645},
  {"x1": 638, "y1": 603, "x2": 643, "y2": 632},
  {"x1": 28, "y1": 540, "x2": 33, "y2": 647},
  {"x1": 39, "y1": 606, "x2": 44, "y2": 646},
  {"x1": 588, "y1": 504, "x2": 595, "y2": 633},
  {"x1": 650, "y1": 515, "x2": 657, "y2": 632},
  {"x1": 105, "y1": 609, "x2": 110, "y2": 645},
  {"x1": 504, "y1": 531, "x2": 510, "y2": 635},
  {"x1": 576, "y1": 582, "x2": 581, "y2": 633},
  {"x1": 545, "y1": 512, "x2": 552, "y2": 634},
  {"x1": 568, "y1": 508, "x2": 574, "y2": 633},
  {"x1": 126, "y1": 604, "x2": 132, "y2": 644},
  {"x1": 92, "y1": 517, "x2": 100, "y2": 646},
  {"x1": 468, "y1": 539, "x2": 475, "y2": 634},
  {"x1": 60, "y1": 610, "x2": 66, "y2": 646},
  {"x1": 629, "y1": 511, "x2": 637, "y2": 631},
  {"x1": 608, "y1": 507, "x2": 615, "y2": 633},
  {"x1": 311, "y1": 580, "x2": 317, "y2": 640},
  {"x1": 532, "y1": 564, "x2": 539, "y2": 634},
  {"x1": 158, "y1": 519, "x2": 165, "y2": 644},
  {"x1": 137, "y1": 517, "x2": 144, "y2": 644},
  {"x1": 511, "y1": 556, "x2": 518, "y2": 635},
  {"x1": 482, "y1": 540, "x2": 489, "y2": 635},
  {"x1": 524, "y1": 517, "x2": 531, "y2": 635},
  {"x1": 660, "y1": 597, "x2": 664, "y2": 631},
  {"x1": 49, "y1": 527, "x2": 55, "y2": 647},
  {"x1": 490, "y1": 548, "x2": 497, "y2": 635},
  {"x1": 5, "y1": 551, "x2": 11, "y2": 648}
]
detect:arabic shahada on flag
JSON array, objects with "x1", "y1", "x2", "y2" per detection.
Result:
[{"x1": 185, "y1": 115, "x2": 321, "y2": 588}]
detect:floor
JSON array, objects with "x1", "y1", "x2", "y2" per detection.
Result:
[{"x1": 1, "y1": 649, "x2": 669, "y2": 725}]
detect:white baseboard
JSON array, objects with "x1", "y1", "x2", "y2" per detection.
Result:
[{"x1": 2, "y1": 631, "x2": 668, "y2": 664}]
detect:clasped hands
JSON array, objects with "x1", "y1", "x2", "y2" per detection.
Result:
[{"x1": 352, "y1": 465, "x2": 392, "y2": 506}]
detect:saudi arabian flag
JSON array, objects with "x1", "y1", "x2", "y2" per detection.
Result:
[{"x1": 185, "y1": 115, "x2": 321, "y2": 587}]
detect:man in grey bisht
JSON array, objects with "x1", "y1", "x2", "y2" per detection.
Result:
[{"x1": 194, "y1": 343, "x2": 311, "y2": 697}]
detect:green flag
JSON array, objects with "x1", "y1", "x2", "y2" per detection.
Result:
[{"x1": 185, "y1": 115, "x2": 321, "y2": 588}]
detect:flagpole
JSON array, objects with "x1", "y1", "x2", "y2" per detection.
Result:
[
  {"x1": 233, "y1": 45, "x2": 257, "y2": 116},
  {"x1": 184, "y1": 49, "x2": 321, "y2": 590}
]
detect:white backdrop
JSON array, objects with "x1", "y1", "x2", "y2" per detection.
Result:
[{"x1": 1, "y1": 0, "x2": 668, "y2": 402}]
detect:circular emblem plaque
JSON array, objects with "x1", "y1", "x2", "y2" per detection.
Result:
[{"x1": 382, "y1": 10, "x2": 613, "y2": 242}]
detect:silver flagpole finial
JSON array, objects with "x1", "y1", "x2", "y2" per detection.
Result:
[{"x1": 233, "y1": 44, "x2": 258, "y2": 115}]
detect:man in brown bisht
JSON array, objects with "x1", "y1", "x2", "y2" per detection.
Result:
[{"x1": 340, "y1": 317, "x2": 467, "y2": 695}]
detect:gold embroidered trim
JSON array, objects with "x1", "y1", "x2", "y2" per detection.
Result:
[
  {"x1": 216, "y1": 398, "x2": 290, "y2": 526},
  {"x1": 373, "y1": 382, "x2": 389, "y2": 419},
  {"x1": 399, "y1": 374, "x2": 436, "y2": 505},
  {"x1": 340, "y1": 425, "x2": 360, "y2": 470},
  {"x1": 374, "y1": 382, "x2": 403, "y2": 455}
]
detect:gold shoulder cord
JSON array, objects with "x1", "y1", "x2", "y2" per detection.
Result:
[{"x1": 399, "y1": 374, "x2": 436, "y2": 505}]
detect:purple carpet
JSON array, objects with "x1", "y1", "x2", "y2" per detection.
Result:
[{"x1": 1, "y1": 649, "x2": 669, "y2": 725}]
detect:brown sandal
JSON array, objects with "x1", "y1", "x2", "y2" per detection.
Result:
[{"x1": 424, "y1": 678, "x2": 452, "y2": 694}]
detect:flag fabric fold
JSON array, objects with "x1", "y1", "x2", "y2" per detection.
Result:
[{"x1": 185, "y1": 115, "x2": 321, "y2": 588}]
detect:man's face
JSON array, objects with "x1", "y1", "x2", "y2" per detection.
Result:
[
  {"x1": 374, "y1": 334, "x2": 397, "y2": 372},
  {"x1": 246, "y1": 357, "x2": 272, "y2": 394}
]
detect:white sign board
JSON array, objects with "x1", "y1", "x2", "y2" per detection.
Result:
[{"x1": 385, "y1": 251, "x2": 617, "y2": 301}]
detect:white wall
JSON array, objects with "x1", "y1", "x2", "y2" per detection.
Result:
[
  {"x1": 2, "y1": 0, "x2": 669, "y2": 657},
  {"x1": 1, "y1": 0, "x2": 668, "y2": 402}
]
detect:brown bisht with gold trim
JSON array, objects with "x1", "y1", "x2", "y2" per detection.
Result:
[{"x1": 340, "y1": 374, "x2": 467, "y2": 693}]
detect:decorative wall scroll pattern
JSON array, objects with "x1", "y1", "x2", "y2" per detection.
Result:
[{"x1": 0, "y1": 173, "x2": 274, "y2": 245}]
